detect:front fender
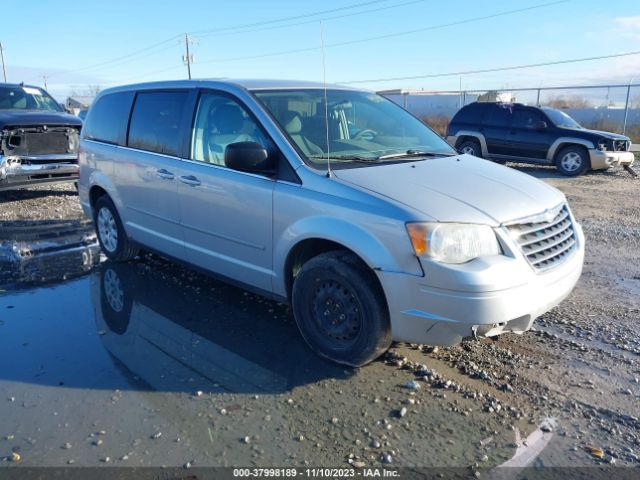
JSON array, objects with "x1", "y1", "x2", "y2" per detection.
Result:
[{"x1": 273, "y1": 215, "x2": 420, "y2": 297}]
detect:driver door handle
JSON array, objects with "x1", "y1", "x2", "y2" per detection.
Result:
[
  {"x1": 179, "y1": 175, "x2": 201, "y2": 187},
  {"x1": 156, "y1": 168, "x2": 175, "y2": 180}
]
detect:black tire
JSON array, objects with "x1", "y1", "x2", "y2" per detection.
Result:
[
  {"x1": 93, "y1": 195, "x2": 139, "y2": 262},
  {"x1": 100, "y1": 264, "x2": 133, "y2": 335},
  {"x1": 291, "y1": 251, "x2": 392, "y2": 367},
  {"x1": 458, "y1": 138, "x2": 483, "y2": 158},
  {"x1": 555, "y1": 145, "x2": 590, "y2": 176}
]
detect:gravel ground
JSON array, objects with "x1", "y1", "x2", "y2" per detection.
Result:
[
  {"x1": 0, "y1": 183, "x2": 84, "y2": 221},
  {"x1": 0, "y1": 164, "x2": 639, "y2": 469}
]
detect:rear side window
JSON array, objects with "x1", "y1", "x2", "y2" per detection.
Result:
[
  {"x1": 83, "y1": 91, "x2": 134, "y2": 145},
  {"x1": 512, "y1": 109, "x2": 545, "y2": 129},
  {"x1": 453, "y1": 104, "x2": 485, "y2": 124},
  {"x1": 484, "y1": 104, "x2": 513, "y2": 127},
  {"x1": 128, "y1": 91, "x2": 189, "y2": 156}
]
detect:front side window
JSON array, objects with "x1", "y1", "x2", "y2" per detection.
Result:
[
  {"x1": 543, "y1": 108, "x2": 581, "y2": 129},
  {"x1": 190, "y1": 92, "x2": 270, "y2": 166},
  {"x1": 128, "y1": 91, "x2": 189, "y2": 156},
  {"x1": 253, "y1": 89, "x2": 454, "y2": 168},
  {"x1": 0, "y1": 86, "x2": 61, "y2": 112}
]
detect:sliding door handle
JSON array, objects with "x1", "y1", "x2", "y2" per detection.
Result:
[{"x1": 179, "y1": 175, "x2": 201, "y2": 187}]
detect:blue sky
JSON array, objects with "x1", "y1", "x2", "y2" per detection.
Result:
[{"x1": 3, "y1": 0, "x2": 640, "y2": 100}]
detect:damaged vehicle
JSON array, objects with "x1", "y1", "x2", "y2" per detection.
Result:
[
  {"x1": 0, "y1": 84, "x2": 82, "y2": 191},
  {"x1": 0, "y1": 219, "x2": 99, "y2": 288}
]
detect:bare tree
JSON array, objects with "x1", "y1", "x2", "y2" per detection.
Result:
[
  {"x1": 545, "y1": 95, "x2": 592, "y2": 109},
  {"x1": 68, "y1": 85, "x2": 101, "y2": 97}
]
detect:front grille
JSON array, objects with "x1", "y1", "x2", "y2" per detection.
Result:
[
  {"x1": 507, "y1": 205, "x2": 577, "y2": 272},
  {"x1": 24, "y1": 132, "x2": 69, "y2": 155},
  {"x1": 613, "y1": 140, "x2": 630, "y2": 152}
]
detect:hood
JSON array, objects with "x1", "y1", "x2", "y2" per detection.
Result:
[
  {"x1": 561, "y1": 126, "x2": 629, "y2": 141},
  {"x1": 0, "y1": 110, "x2": 82, "y2": 129},
  {"x1": 332, "y1": 154, "x2": 565, "y2": 226}
]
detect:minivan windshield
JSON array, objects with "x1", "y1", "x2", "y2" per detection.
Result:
[
  {"x1": 254, "y1": 89, "x2": 455, "y2": 167},
  {"x1": 0, "y1": 85, "x2": 62, "y2": 112},
  {"x1": 543, "y1": 107, "x2": 582, "y2": 129}
]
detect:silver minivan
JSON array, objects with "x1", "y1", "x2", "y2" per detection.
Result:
[{"x1": 79, "y1": 79, "x2": 585, "y2": 366}]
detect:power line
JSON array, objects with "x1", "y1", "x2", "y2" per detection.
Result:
[
  {"x1": 36, "y1": 35, "x2": 182, "y2": 81},
  {"x1": 196, "y1": 0, "x2": 426, "y2": 38},
  {"x1": 189, "y1": 0, "x2": 395, "y2": 35},
  {"x1": 94, "y1": 0, "x2": 426, "y2": 84},
  {"x1": 24, "y1": 0, "x2": 406, "y2": 82},
  {"x1": 195, "y1": 0, "x2": 570, "y2": 66},
  {"x1": 340, "y1": 50, "x2": 640, "y2": 84}
]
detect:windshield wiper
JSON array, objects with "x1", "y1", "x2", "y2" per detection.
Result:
[
  {"x1": 308, "y1": 154, "x2": 381, "y2": 163},
  {"x1": 377, "y1": 150, "x2": 456, "y2": 160}
]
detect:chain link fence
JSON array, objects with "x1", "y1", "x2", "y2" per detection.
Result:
[{"x1": 380, "y1": 84, "x2": 640, "y2": 146}]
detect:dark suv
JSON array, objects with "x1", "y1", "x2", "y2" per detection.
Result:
[{"x1": 446, "y1": 102, "x2": 634, "y2": 176}]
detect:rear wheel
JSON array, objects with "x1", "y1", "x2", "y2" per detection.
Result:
[
  {"x1": 94, "y1": 195, "x2": 139, "y2": 262},
  {"x1": 555, "y1": 145, "x2": 590, "y2": 176},
  {"x1": 291, "y1": 251, "x2": 392, "y2": 367}
]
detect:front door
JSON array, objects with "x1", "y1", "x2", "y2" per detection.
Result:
[
  {"x1": 177, "y1": 91, "x2": 275, "y2": 292},
  {"x1": 505, "y1": 108, "x2": 555, "y2": 160}
]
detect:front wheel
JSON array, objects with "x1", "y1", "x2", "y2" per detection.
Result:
[
  {"x1": 94, "y1": 195, "x2": 139, "y2": 262},
  {"x1": 291, "y1": 251, "x2": 392, "y2": 367},
  {"x1": 555, "y1": 145, "x2": 590, "y2": 176},
  {"x1": 458, "y1": 139, "x2": 482, "y2": 158}
]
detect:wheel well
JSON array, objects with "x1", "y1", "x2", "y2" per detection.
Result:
[
  {"x1": 553, "y1": 142, "x2": 588, "y2": 161},
  {"x1": 284, "y1": 239, "x2": 373, "y2": 301},
  {"x1": 456, "y1": 135, "x2": 479, "y2": 148},
  {"x1": 89, "y1": 186, "x2": 108, "y2": 208}
]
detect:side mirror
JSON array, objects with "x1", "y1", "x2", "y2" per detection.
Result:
[
  {"x1": 533, "y1": 120, "x2": 548, "y2": 130},
  {"x1": 224, "y1": 141, "x2": 274, "y2": 174}
]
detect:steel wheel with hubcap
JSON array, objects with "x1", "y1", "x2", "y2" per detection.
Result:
[
  {"x1": 93, "y1": 195, "x2": 139, "y2": 262},
  {"x1": 555, "y1": 145, "x2": 589, "y2": 176},
  {"x1": 97, "y1": 207, "x2": 118, "y2": 253},
  {"x1": 100, "y1": 264, "x2": 133, "y2": 335},
  {"x1": 292, "y1": 251, "x2": 391, "y2": 366}
]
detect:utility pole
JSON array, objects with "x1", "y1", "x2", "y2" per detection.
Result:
[
  {"x1": 0, "y1": 42, "x2": 7, "y2": 82},
  {"x1": 42, "y1": 74, "x2": 48, "y2": 90},
  {"x1": 182, "y1": 34, "x2": 194, "y2": 80}
]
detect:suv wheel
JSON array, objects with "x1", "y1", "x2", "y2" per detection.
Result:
[
  {"x1": 291, "y1": 251, "x2": 392, "y2": 367},
  {"x1": 458, "y1": 139, "x2": 482, "y2": 158},
  {"x1": 94, "y1": 195, "x2": 139, "y2": 262},
  {"x1": 555, "y1": 145, "x2": 590, "y2": 176}
]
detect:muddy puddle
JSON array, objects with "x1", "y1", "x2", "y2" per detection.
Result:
[{"x1": 0, "y1": 222, "x2": 528, "y2": 468}]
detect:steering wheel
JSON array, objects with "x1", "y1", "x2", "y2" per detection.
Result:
[{"x1": 352, "y1": 129, "x2": 377, "y2": 141}]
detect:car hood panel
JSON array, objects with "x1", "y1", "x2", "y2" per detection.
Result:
[
  {"x1": 332, "y1": 155, "x2": 566, "y2": 225},
  {"x1": 0, "y1": 110, "x2": 82, "y2": 129},
  {"x1": 561, "y1": 126, "x2": 629, "y2": 141}
]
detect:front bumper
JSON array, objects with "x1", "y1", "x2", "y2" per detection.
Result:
[
  {"x1": 0, "y1": 154, "x2": 79, "y2": 190},
  {"x1": 377, "y1": 224, "x2": 585, "y2": 346},
  {"x1": 589, "y1": 149, "x2": 635, "y2": 170}
]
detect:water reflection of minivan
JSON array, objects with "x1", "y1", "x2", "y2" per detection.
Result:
[{"x1": 79, "y1": 80, "x2": 584, "y2": 366}]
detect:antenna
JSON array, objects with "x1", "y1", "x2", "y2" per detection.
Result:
[{"x1": 320, "y1": 21, "x2": 331, "y2": 178}]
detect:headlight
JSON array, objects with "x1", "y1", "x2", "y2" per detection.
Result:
[
  {"x1": 597, "y1": 142, "x2": 607, "y2": 151},
  {"x1": 406, "y1": 222, "x2": 501, "y2": 264},
  {"x1": 68, "y1": 130, "x2": 79, "y2": 153}
]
